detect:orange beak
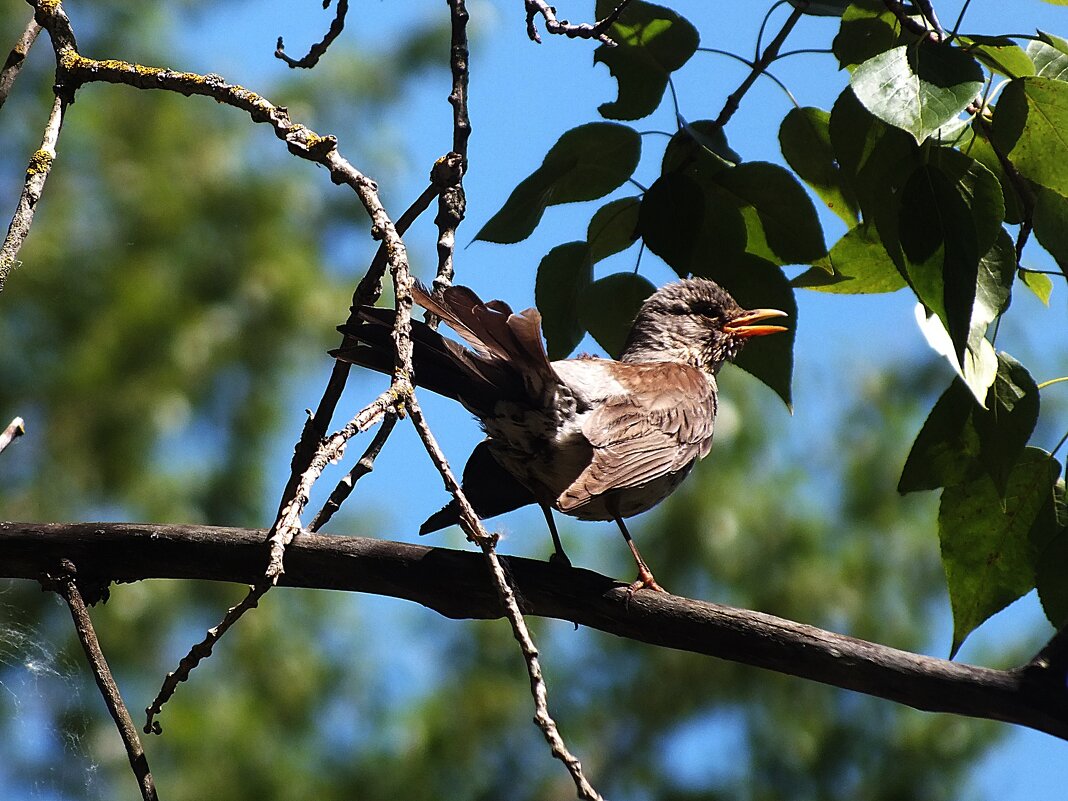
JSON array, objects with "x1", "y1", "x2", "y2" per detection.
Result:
[{"x1": 724, "y1": 308, "x2": 789, "y2": 338}]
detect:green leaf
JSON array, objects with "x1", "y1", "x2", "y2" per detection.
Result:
[
  {"x1": 701, "y1": 255, "x2": 795, "y2": 409},
  {"x1": 1034, "y1": 476, "x2": 1068, "y2": 628},
  {"x1": 594, "y1": 0, "x2": 699, "y2": 121},
  {"x1": 579, "y1": 272, "x2": 656, "y2": 359},
  {"x1": 1032, "y1": 185, "x2": 1068, "y2": 277},
  {"x1": 1027, "y1": 37, "x2": 1068, "y2": 80},
  {"x1": 535, "y1": 242, "x2": 593, "y2": 359},
  {"x1": 850, "y1": 44, "x2": 984, "y2": 144},
  {"x1": 587, "y1": 197, "x2": 640, "y2": 264},
  {"x1": 794, "y1": 223, "x2": 906, "y2": 293},
  {"x1": 940, "y1": 447, "x2": 1060, "y2": 657},
  {"x1": 899, "y1": 350, "x2": 1038, "y2": 496},
  {"x1": 899, "y1": 378, "x2": 982, "y2": 493},
  {"x1": 913, "y1": 229, "x2": 1013, "y2": 405},
  {"x1": 973, "y1": 353, "x2": 1041, "y2": 497},
  {"x1": 898, "y1": 152, "x2": 1004, "y2": 362},
  {"x1": 779, "y1": 106, "x2": 860, "y2": 226},
  {"x1": 637, "y1": 172, "x2": 747, "y2": 276},
  {"x1": 476, "y1": 123, "x2": 641, "y2": 243},
  {"x1": 1019, "y1": 269, "x2": 1054, "y2": 304},
  {"x1": 712, "y1": 162, "x2": 827, "y2": 265},
  {"x1": 958, "y1": 122, "x2": 1025, "y2": 224},
  {"x1": 958, "y1": 35, "x2": 1035, "y2": 78},
  {"x1": 991, "y1": 77, "x2": 1068, "y2": 197},
  {"x1": 832, "y1": 0, "x2": 903, "y2": 71},
  {"x1": 829, "y1": 87, "x2": 919, "y2": 254}
]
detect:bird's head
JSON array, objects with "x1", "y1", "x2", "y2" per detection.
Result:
[{"x1": 620, "y1": 278, "x2": 788, "y2": 372}]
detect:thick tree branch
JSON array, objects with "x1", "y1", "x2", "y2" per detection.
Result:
[{"x1": 4, "y1": 520, "x2": 1068, "y2": 742}]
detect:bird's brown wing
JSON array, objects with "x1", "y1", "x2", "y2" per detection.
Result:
[{"x1": 557, "y1": 363, "x2": 717, "y2": 512}]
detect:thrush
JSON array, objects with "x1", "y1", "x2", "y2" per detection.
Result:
[{"x1": 332, "y1": 277, "x2": 787, "y2": 592}]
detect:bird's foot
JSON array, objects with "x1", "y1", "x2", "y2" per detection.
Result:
[{"x1": 626, "y1": 566, "x2": 666, "y2": 596}]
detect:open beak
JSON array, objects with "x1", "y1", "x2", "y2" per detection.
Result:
[{"x1": 724, "y1": 308, "x2": 789, "y2": 338}]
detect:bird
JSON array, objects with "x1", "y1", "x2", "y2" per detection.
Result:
[{"x1": 332, "y1": 277, "x2": 787, "y2": 592}]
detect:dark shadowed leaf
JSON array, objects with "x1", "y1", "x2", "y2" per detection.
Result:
[
  {"x1": 712, "y1": 162, "x2": 827, "y2": 265},
  {"x1": 959, "y1": 122, "x2": 1025, "y2": 224},
  {"x1": 959, "y1": 35, "x2": 1036, "y2": 78},
  {"x1": 794, "y1": 224, "x2": 906, "y2": 293},
  {"x1": 587, "y1": 196, "x2": 641, "y2": 264},
  {"x1": 579, "y1": 272, "x2": 656, "y2": 358},
  {"x1": 1034, "y1": 476, "x2": 1068, "y2": 628},
  {"x1": 829, "y1": 87, "x2": 919, "y2": 257},
  {"x1": 788, "y1": 0, "x2": 850, "y2": 15},
  {"x1": 898, "y1": 151, "x2": 1004, "y2": 362},
  {"x1": 940, "y1": 447, "x2": 1060, "y2": 657},
  {"x1": 476, "y1": 123, "x2": 641, "y2": 243},
  {"x1": 594, "y1": 0, "x2": 699, "y2": 120},
  {"x1": 1032, "y1": 185, "x2": 1068, "y2": 277},
  {"x1": 991, "y1": 77, "x2": 1068, "y2": 197},
  {"x1": 850, "y1": 44, "x2": 984, "y2": 143},
  {"x1": 696, "y1": 254, "x2": 795, "y2": 408},
  {"x1": 973, "y1": 354, "x2": 1041, "y2": 497},
  {"x1": 535, "y1": 242, "x2": 593, "y2": 359},
  {"x1": 662, "y1": 120, "x2": 739, "y2": 175},
  {"x1": 779, "y1": 106, "x2": 860, "y2": 226},
  {"x1": 832, "y1": 0, "x2": 902, "y2": 71},
  {"x1": 899, "y1": 379, "x2": 982, "y2": 493}
]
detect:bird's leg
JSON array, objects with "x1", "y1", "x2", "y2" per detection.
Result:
[
  {"x1": 540, "y1": 504, "x2": 572, "y2": 568},
  {"x1": 614, "y1": 515, "x2": 665, "y2": 593}
]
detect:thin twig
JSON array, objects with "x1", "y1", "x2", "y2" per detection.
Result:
[
  {"x1": 0, "y1": 92, "x2": 66, "y2": 292},
  {"x1": 0, "y1": 417, "x2": 25, "y2": 455},
  {"x1": 0, "y1": 13, "x2": 41, "y2": 110},
  {"x1": 883, "y1": 0, "x2": 943, "y2": 42},
  {"x1": 308, "y1": 412, "x2": 398, "y2": 532},
  {"x1": 49, "y1": 561, "x2": 158, "y2": 801},
  {"x1": 524, "y1": 0, "x2": 632, "y2": 46},
  {"x1": 712, "y1": 5, "x2": 804, "y2": 129},
  {"x1": 144, "y1": 581, "x2": 270, "y2": 734},
  {"x1": 275, "y1": 0, "x2": 348, "y2": 69},
  {"x1": 408, "y1": 400, "x2": 604, "y2": 801},
  {"x1": 432, "y1": 0, "x2": 471, "y2": 299}
]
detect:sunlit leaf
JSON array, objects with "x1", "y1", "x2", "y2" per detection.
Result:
[
  {"x1": 579, "y1": 272, "x2": 656, "y2": 358},
  {"x1": 851, "y1": 44, "x2": 984, "y2": 144},
  {"x1": 794, "y1": 224, "x2": 905, "y2": 293},
  {"x1": 991, "y1": 77, "x2": 1068, "y2": 197},
  {"x1": 958, "y1": 122, "x2": 1025, "y2": 224},
  {"x1": 594, "y1": 0, "x2": 699, "y2": 120},
  {"x1": 1027, "y1": 36, "x2": 1068, "y2": 80},
  {"x1": 1019, "y1": 269, "x2": 1054, "y2": 304},
  {"x1": 535, "y1": 242, "x2": 592, "y2": 359},
  {"x1": 941, "y1": 447, "x2": 1060, "y2": 657},
  {"x1": 587, "y1": 197, "x2": 640, "y2": 264},
  {"x1": 958, "y1": 35, "x2": 1035, "y2": 78},
  {"x1": 476, "y1": 123, "x2": 641, "y2": 243},
  {"x1": 779, "y1": 106, "x2": 860, "y2": 226}
]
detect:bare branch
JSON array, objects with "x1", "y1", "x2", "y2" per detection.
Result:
[
  {"x1": 0, "y1": 416, "x2": 26, "y2": 455},
  {"x1": 524, "y1": 0, "x2": 632, "y2": 46},
  {"x1": 0, "y1": 13, "x2": 41, "y2": 110},
  {"x1": 275, "y1": 0, "x2": 349, "y2": 69},
  {"x1": 6, "y1": 520, "x2": 1068, "y2": 742},
  {"x1": 408, "y1": 401, "x2": 604, "y2": 801},
  {"x1": 713, "y1": 5, "x2": 804, "y2": 130},
  {"x1": 46, "y1": 560, "x2": 159, "y2": 801},
  {"x1": 0, "y1": 93, "x2": 66, "y2": 292}
]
